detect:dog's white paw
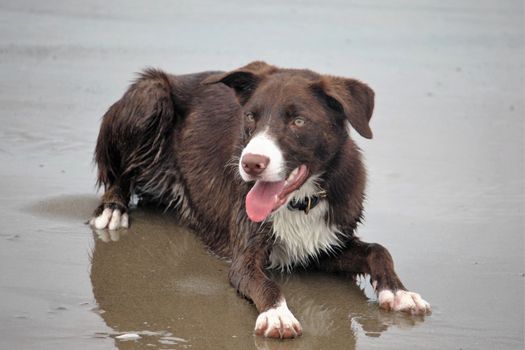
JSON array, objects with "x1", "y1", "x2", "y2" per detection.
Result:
[
  {"x1": 254, "y1": 300, "x2": 302, "y2": 339},
  {"x1": 89, "y1": 208, "x2": 129, "y2": 230},
  {"x1": 378, "y1": 289, "x2": 431, "y2": 315}
]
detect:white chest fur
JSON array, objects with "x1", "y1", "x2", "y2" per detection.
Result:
[{"x1": 268, "y1": 176, "x2": 342, "y2": 271}]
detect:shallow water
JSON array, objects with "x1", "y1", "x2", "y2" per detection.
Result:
[{"x1": 0, "y1": 0, "x2": 523, "y2": 349}]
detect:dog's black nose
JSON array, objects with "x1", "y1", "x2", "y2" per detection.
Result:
[{"x1": 242, "y1": 153, "x2": 269, "y2": 176}]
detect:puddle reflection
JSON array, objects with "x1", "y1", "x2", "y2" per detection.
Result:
[{"x1": 89, "y1": 208, "x2": 427, "y2": 349}]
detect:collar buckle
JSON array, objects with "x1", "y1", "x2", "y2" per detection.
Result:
[{"x1": 287, "y1": 190, "x2": 328, "y2": 214}]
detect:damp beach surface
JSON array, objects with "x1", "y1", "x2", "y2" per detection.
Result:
[{"x1": 0, "y1": 1, "x2": 523, "y2": 349}]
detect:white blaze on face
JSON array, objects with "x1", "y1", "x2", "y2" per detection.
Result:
[
  {"x1": 239, "y1": 129, "x2": 285, "y2": 182},
  {"x1": 346, "y1": 121, "x2": 353, "y2": 137}
]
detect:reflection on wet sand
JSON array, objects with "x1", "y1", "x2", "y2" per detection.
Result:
[{"x1": 89, "y1": 207, "x2": 427, "y2": 349}]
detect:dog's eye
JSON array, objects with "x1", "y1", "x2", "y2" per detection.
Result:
[
  {"x1": 293, "y1": 117, "x2": 305, "y2": 127},
  {"x1": 245, "y1": 112, "x2": 255, "y2": 122}
]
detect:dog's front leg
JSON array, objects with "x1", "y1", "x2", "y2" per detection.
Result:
[
  {"x1": 229, "y1": 246, "x2": 302, "y2": 339},
  {"x1": 90, "y1": 181, "x2": 130, "y2": 230},
  {"x1": 319, "y1": 239, "x2": 431, "y2": 315}
]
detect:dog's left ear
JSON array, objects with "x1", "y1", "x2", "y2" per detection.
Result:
[
  {"x1": 203, "y1": 61, "x2": 277, "y2": 104},
  {"x1": 312, "y1": 76, "x2": 375, "y2": 139}
]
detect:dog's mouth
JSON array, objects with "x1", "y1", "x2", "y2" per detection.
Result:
[{"x1": 245, "y1": 164, "x2": 309, "y2": 222}]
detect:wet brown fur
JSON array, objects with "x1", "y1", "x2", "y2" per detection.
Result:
[{"x1": 93, "y1": 61, "x2": 406, "y2": 315}]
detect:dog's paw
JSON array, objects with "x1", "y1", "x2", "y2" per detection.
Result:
[
  {"x1": 378, "y1": 289, "x2": 431, "y2": 315},
  {"x1": 254, "y1": 300, "x2": 302, "y2": 339},
  {"x1": 89, "y1": 206, "x2": 129, "y2": 230}
]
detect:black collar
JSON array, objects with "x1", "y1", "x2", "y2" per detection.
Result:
[{"x1": 287, "y1": 190, "x2": 327, "y2": 214}]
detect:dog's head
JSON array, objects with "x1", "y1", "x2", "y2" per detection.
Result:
[{"x1": 205, "y1": 61, "x2": 374, "y2": 222}]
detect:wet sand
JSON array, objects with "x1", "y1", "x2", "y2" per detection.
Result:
[{"x1": 0, "y1": 1, "x2": 523, "y2": 349}]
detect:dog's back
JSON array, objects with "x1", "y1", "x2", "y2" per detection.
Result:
[{"x1": 94, "y1": 69, "x2": 245, "y2": 255}]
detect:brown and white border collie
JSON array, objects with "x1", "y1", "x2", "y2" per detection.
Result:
[{"x1": 90, "y1": 61, "x2": 431, "y2": 339}]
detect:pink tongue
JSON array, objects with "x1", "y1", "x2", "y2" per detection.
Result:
[{"x1": 246, "y1": 180, "x2": 286, "y2": 222}]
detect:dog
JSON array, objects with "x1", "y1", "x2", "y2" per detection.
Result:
[{"x1": 90, "y1": 61, "x2": 431, "y2": 339}]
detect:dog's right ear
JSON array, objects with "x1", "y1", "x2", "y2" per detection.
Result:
[
  {"x1": 203, "y1": 61, "x2": 276, "y2": 104},
  {"x1": 203, "y1": 71, "x2": 259, "y2": 104}
]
